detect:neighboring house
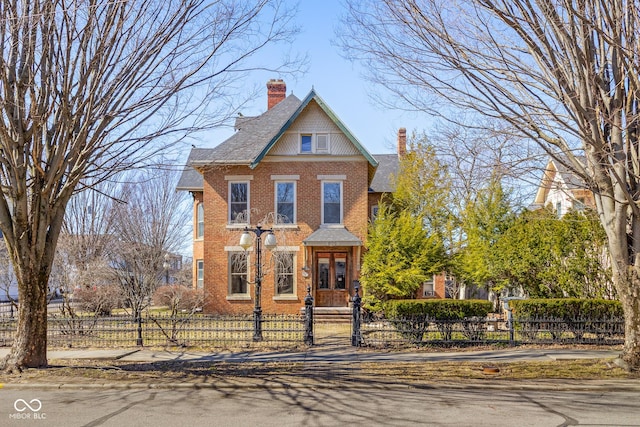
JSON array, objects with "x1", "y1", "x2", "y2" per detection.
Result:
[
  {"x1": 532, "y1": 156, "x2": 595, "y2": 216},
  {"x1": 178, "y1": 79, "x2": 413, "y2": 315}
]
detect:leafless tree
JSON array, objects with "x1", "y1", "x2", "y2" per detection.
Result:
[
  {"x1": 0, "y1": 0, "x2": 302, "y2": 370},
  {"x1": 339, "y1": 0, "x2": 640, "y2": 369},
  {"x1": 152, "y1": 284, "x2": 206, "y2": 345},
  {"x1": 108, "y1": 167, "x2": 190, "y2": 320},
  {"x1": 50, "y1": 181, "x2": 120, "y2": 317}
]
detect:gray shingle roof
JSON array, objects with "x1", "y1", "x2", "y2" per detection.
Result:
[
  {"x1": 190, "y1": 94, "x2": 303, "y2": 166},
  {"x1": 176, "y1": 148, "x2": 216, "y2": 191},
  {"x1": 370, "y1": 154, "x2": 399, "y2": 193},
  {"x1": 302, "y1": 227, "x2": 362, "y2": 246},
  {"x1": 177, "y1": 88, "x2": 399, "y2": 192}
]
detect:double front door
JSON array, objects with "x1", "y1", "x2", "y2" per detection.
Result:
[{"x1": 315, "y1": 252, "x2": 349, "y2": 307}]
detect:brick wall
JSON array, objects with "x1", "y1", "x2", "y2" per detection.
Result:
[{"x1": 200, "y1": 159, "x2": 370, "y2": 315}]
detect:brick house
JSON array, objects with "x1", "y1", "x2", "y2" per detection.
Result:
[
  {"x1": 531, "y1": 156, "x2": 595, "y2": 217},
  {"x1": 177, "y1": 80, "x2": 445, "y2": 315}
]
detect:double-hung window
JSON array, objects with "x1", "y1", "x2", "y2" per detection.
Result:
[
  {"x1": 300, "y1": 133, "x2": 330, "y2": 153},
  {"x1": 229, "y1": 181, "x2": 249, "y2": 224},
  {"x1": 228, "y1": 251, "x2": 248, "y2": 295},
  {"x1": 322, "y1": 181, "x2": 342, "y2": 225},
  {"x1": 275, "y1": 252, "x2": 295, "y2": 296},
  {"x1": 275, "y1": 181, "x2": 296, "y2": 224},
  {"x1": 196, "y1": 260, "x2": 204, "y2": 289},
  {"x1": 196, "y1": 203, "x2": 204, "y2": 238},
  {"x1": 300, "y1": 134, "x2": 312, "y2": 153}
]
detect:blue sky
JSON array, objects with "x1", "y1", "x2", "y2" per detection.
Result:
[{"x1": 195, "y1": 1, "x2": 431, "y2": 156}]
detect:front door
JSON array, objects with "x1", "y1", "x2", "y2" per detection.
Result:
[{"x1": 316, "y1": 252, "x2": 349, "y2": 307}]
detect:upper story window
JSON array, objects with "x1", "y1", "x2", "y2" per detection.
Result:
[
  {"x1": 196, "y1": 203, "x2": 204, "y2": 238},
  {"x1": 275, "y1": 181, "x2": 296, "y2": 224},
  {"x1": 300, "y1": 133, "x2": 330, "y2": 154},
  {"x1": 322, "y1": 181, "x2": 342, "y2": 225},
  {"x1": 301, "y1": 134, "x2": 312, "y2": 153},
  {"x1": 316, "y1": 134, "x2": 329, "y2": 152},
  {"x1": 229, "y1": 181, "x2": 249, "y2": 224}
]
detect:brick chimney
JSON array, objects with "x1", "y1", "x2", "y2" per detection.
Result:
[
  {"x1": 397, "y1": 128, "x2": 407, "y2": 156},
  {"x1": 267, "y1": 79, "x2": 286, "y2": 110}
]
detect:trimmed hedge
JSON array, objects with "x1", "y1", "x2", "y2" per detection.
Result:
[
  {"x1": 508, "y1": 298, "x2": 624, "y2": 341},
  {"x1": 508, "y1": 298, "x2": 622, "y2": 320},
  {"x1": 384, "y1": 299, "x2": 492, "y2": 320}
]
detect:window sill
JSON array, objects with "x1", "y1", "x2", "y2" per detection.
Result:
[
  {"x1": 273, "y1": 295, "x2": 298, "y2": 301},
  {"x1": 273, "y1": 224, "x2": 299, "y2": 230},
  {"x1": 226, "y1": 295, "x2": 251, "y2": 301},
  {"x1": 226, "y1": 224, "x2": 249, "y2": 230}
]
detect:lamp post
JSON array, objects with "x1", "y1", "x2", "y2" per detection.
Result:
[
  {"x1": 239, "y1": 225, "x2": 277, "y2": 341},
  {"x1": 163, "y1": 253, "x2": 171, "y2": 285}
]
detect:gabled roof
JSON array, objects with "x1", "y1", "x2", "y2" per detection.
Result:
[
  {"x1": 251, "y1": 89, "x2": 378, "y2": 169},
  {"x1": 187, "y1": 89, "x2": 378, "y2": 170},
  {"x1": 533, "y1": 156, "x2": 587, "y2": 206}
]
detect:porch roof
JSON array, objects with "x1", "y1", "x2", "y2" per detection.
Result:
[{"x1": 303, "y1": 227, "x2": 362, "y2": 247}]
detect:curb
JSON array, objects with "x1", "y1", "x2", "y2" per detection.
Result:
[{"x1": 2, "y1": 379, "x2": 640, "y2": 392}]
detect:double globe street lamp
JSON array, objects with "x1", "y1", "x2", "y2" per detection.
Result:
[{"x1": 239, "y1": 225, "x2": 277, "y2": 341}]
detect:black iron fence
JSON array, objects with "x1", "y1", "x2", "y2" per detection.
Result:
[
  {"x1": 0, "y1": 313, "x2": 307, "y2": 348},
  {"x1": 355, "y1": 314, "x2": 625, "y2": 347}
]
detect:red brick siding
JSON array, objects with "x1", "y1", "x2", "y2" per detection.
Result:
[{"x1": 200, "y1": 159, "x2": 370, "y2": 315}]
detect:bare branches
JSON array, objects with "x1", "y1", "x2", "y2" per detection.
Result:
[{"x1": 0, "y1": 0, "x2": 301, "y2": 369}]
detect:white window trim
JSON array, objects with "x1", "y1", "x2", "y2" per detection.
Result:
[
  {"x1": 274, "y1": 180, "x2": 297, "y2": 225},
  {"x1": 226, "y1": 250, "x2": 251, "y2": 300},
  {"x1": 273, "y1": 251, "x2": 297, "y2": 300},
  {"x1": 196, "y1": 203, "x2": 204, "y2": 239},
  {"x1": 300, "y1": 133, "x2": 313, "y2": 153},
  {"x1": 196, "y1": 259, "x2": 204, "y2": 289},
  {"x1": 316, "y1": 133, "x2": 329, "y2": 152},
  {"x1": 228, "y1": 180, "x2": 250, "y2": 225},
  {"x1": 321, "y1": 180, "x2": 343, "y2": 226},
  {"x1": 299, "y1": 133, "x2": 331, "y2": 154}
]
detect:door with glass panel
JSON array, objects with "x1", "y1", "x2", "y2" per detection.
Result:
[{"x1": 316, "y1": 252, "x2": 348, "y2": 307}]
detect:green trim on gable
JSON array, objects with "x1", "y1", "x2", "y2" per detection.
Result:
[{"x1": 250, "y1": 89, "x2": 378, "y2": 169}]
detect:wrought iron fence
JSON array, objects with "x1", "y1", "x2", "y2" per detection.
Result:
[
  {"x1": 357, "y1": 314, "x2": 625, "y2": 347},
  {"x1": 0, "y1": 313, "x2": 306, "y2": 348}
]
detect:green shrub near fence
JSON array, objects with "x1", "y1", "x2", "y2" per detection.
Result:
[
  {"x1": 384, "y1": 299, "x2": 492, "y2": 319},
  {"x1": 383, "y1": 299, "x2": 493, "y2": 343},
  {"x1": 509, "y1": 298, "x2": 624, "y2": 341},
  {"x1": 508, "y1": 298, "x2": 622, "y2": 319}
]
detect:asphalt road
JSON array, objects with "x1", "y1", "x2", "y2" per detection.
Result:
[{"x1": 3, "y1": 385, "x2": 640, "y2": 427}]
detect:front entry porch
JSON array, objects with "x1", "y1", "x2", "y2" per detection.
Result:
[{"x1": 302, "y1": 227, "x2": 362, "y2": 311}]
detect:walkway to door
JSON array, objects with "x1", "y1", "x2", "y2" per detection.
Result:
[{"x1": 313, "y1": 322, "x2": 352, "y2": 347}]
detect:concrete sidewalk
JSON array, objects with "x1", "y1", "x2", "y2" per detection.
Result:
[
  {"x1": 2, "y1": 346, "x2": 638, "y2": 392},
  {"x1": 0, "y1": 346, "x2": 621, "y2": 364}
]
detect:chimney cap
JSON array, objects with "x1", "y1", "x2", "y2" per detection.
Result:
[
  {"x1": 397, "y1": 128, "x2": 407, "y2": 156},
  {"x1": 267, "y1": 79, "x2": 286, "y2": 109}
]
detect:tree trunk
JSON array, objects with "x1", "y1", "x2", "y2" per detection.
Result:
[
  {"x1": 2, "y1": 271, "x2": 48, "y2": 371},
  {"x1": 619, "y1": 269, "x2": 640, "y2": 369}
]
